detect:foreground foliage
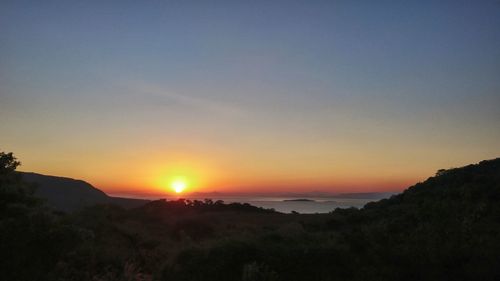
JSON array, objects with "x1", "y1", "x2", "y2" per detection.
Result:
[{"x1": 1, "y1": 152, "x2": 499, "y2": 281}]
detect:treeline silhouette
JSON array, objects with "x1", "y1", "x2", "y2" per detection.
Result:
[
  {"x1": 141, "y1": 198, "x2": 275, "y2": 214},
  {"x1": 1, "y1": 151, "x2": 499, "y2": 281}
]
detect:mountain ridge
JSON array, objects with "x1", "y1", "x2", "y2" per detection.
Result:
[{"x1": 18, "y1": 171, "x2": 149, "y2": 211}]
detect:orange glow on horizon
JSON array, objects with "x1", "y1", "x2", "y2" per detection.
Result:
[
  {"x1": 100, "y1": 172, "x2": 418, "y2": 197},
  {"x1": 13, "y1": 144, "x2": 490, "y2": 197},
  {"x1": 145, "y1": 157, "x2": 219, "y2": 196}
]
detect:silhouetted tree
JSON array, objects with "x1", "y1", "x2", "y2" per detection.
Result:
[
  {"x1": 0, "y1": 151, "x2": 38, "y2": 209},
  {"x1": 0, "y1": 151, "x2": 83, "y2": 281}
]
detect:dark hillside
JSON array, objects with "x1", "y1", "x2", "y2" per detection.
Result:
[
  {"x1": 323, "y1": 158, "x2": 500, "y2": 280},
  {"x1": 359, "y1": 157, "x2": 500, "y2": 225},
  {"x1": 366, "y1": 158, "x2": 500, "y2": 211},
  {"x1": 19, "y1": 172, "x2": 148, "y2": 211}
]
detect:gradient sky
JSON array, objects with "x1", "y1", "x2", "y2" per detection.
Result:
[{"x1": 1, "y1": 0, "x2": 499, "y2": 196}]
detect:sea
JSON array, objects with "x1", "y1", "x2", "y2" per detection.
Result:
[
  {"x1": 193, "y1": 197, "x2": 376, "y2": 214},
  {"x1": 114, "y1": 194, "x2": 393, "y2": 214}
]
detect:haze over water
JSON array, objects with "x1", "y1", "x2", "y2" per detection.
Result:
[
  {"x1": 189, "y1": 197, "x2": 375, "y2": 214},
  {"x1": 112, "y1": 192, "x2": 393, "y2": 213}
]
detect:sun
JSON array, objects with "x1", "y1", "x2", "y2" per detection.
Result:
[{"x1": 171, "y1": 179, "x2": 187, "y2": 194}]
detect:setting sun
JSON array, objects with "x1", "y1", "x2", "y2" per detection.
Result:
[
  {"x1": 171, "y1": 179, "x2": 187, "y2": 193},
  {"x1": 151, "y1": 162, "x2": 215, "y2": 195}
]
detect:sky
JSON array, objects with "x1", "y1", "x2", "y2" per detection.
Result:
[{"x1": 1, "y1": 0, "x2": 499, "y2": 196}]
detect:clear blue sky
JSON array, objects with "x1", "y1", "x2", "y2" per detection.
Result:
[{"x1": 1, "y1": 0, "x2": 499, "y2": 194}]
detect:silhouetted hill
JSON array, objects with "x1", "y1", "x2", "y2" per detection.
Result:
[
  {"x1": 320, "y1": 158, "x2": 500, "y2": 280},
  {"x1": 362, "y1": 157, "x2": 500, "y2": 217},
  {"x1": 18, "y1": 172, "x2": 148, "y2": 211}
]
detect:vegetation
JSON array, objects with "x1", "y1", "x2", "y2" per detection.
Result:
[{"x1": 1, "y1": 151, "x2": 499, "y2": 280}]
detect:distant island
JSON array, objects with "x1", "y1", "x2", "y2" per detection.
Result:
[{"x1": 283, "y1": 198, "x2": 315, "y2": 202}]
